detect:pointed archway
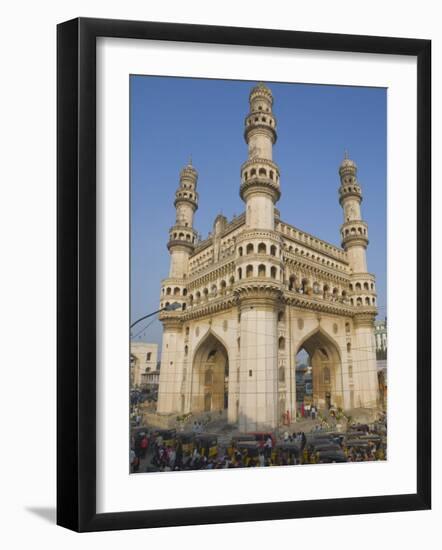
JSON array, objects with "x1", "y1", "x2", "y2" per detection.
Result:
[
  {"x1": 295, "y1": 328, "x2": 343, "y2": 411},
  {"x1": 191, "y1": 331, "x2": 229, "y2": 414}
]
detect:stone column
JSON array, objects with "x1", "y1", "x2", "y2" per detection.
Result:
[
  {"x1": 352, "y1": 315, "x2": 379, "y2": 408},
  {"x1": 237, "y1": 287, "x2": 280, "y2": 431},
  {"x1": 156, "y1": 318, "x2": 183, "y2": 414}
]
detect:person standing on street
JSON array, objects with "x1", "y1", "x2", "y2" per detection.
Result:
[{"x1": 264, "y1": 435, "x2": 273, "y2": 459}]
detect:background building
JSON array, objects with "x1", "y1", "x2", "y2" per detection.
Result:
[
  {"x1": 130, "y1": 342, "x2": 158, "y2": 391},
  {"x1": 375, "y1": 317, "x2": 387, "y2": 407},
  {"x1": 375, "y1": 317, "x2": 387, "y2": 359}
]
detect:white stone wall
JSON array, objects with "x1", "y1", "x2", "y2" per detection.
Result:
[
  {"x1": 246, "y1": 193, "x2": 275, "y2": 230},
  {"x1": 239, "y1": 305, "x2": 278, "y2": 431},
  {"x1": 130, "y1": 342, "x2": 158, "y2": 388}
]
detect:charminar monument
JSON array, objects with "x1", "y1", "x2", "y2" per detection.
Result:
[{"x1": 156, "y1": 83, "x2": 379, "y2": 431}]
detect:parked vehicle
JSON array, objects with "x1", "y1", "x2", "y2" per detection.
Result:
[{"x1": 195, "y1": 434, "x2": 218, "y2": 458}]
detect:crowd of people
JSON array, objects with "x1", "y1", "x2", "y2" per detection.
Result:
[{"x1": 130, "y1": 424, "x2": 386, "y2": 473}]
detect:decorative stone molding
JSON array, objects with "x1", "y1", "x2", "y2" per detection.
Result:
[
  {"x1": 235, "y1": 281, "x2": 283, "y2": 309},
  {"x1": 240, "y1": 177, "x2": 280, "y2": 202}
]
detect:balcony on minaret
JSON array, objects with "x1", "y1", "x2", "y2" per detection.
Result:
[
  {"x1": 167, "y1": 225, "x2": 197, "y2": 250},
  {"x1": 340, "y1": 220, "x2": 369, "y2": 249},
  {"x1": 240, "y1": 158, "x2": 281, "y2": 203}
]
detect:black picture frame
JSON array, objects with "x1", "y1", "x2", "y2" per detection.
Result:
[{"x1": 57, "y1": 17, "x2": 431, "y2": 532}]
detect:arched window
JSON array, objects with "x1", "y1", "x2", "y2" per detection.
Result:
[
  {"x1": 347, "y1": 342, "x2": 351, "y2": 353},
  {"x1": 238, "y1": 267, "x2": 242, "y2": 280},
  {"x1": 278, "y1": 366, "x2": 285, "y2": 382},
  {"x1": 166, "y1": 287, "x2": 171, "y2": 295},
  {"x1": 365, "y1": 297, "x2": 371, "y2": 305},
  {"x1": 185, "y1": 327, "x2": 190, "y2": 336},
  {"x1": 246, "y1": 243, "x2": 254, "y2": 255},
  {"x1": 238, "y1": 246, "x2": 243, "y2": 257},
  {"x1": 301, "y1": 278, "x2": 308, "y2": 294},
  {"x1": 184, "y1": 345, "x2": 188, "y2": 356},
  {"x1": 258, "y1": 264, "x2": 266, "y2": 277},
  {"x1": 270, "y1": 266, "x2": 277, "y2": 279},
  {"x1": 345, "y1": 322, "x2": 350, "y2": 334},
  {"x1": 146, "y1": 352, "x2": 152, "y2": 361},
  {"x1": 246, "y1": 264, "x2": 253, "y2": 278},
  {"x1": 313, "y1": 282, "x2": 320, "y2": 294},
  {"x1": 355, "y1": 282, "x2": 362, "y2": 290},
  {"x1": 357, "y1": 297, "x2": 362, "y2": 306},
  {"x1": 278, "y1": 336, "x2": 285, "y2": 350},
  {"x1": 269, "y1": 170, "x2": 274, "y2": 180},
  {"x1": 182, "y1": 288, "x2": 187, "y2": 296},
  {"x1": 270, "y1": 245, "x2": 277, "y2": 256},
  {"x1": 258, "y1": 242, "x2": 266, "y2": 254},
  {"x1": 258, "y1": 167, "x2": 266, "y2": 176},
  {"x1": 237, "y1": 337, "x2": 240, "y2": 351},
  {"x1": 229, "y1": 276, "x2": 235, "y2": 286},
  {"x1": 211, "y1": 284, "x2": 217, "y2": 296},
  {"x1": 220, "y1": 280, "x2": 227, "y2": 293},
  {"x1": 203, "y1": 288, "x2": 208, "y2": 298},
  {"x1": 288, "y1": 275, "x2": 296, "y2": 291},
  {"x1": 174, "y1": 287, "x2": 180, "y2": 296},
  {"x1": 278, "y1": 310, "x2": 285, "y2": 322},
  {"x1": 364, "y1": 282, "x2": 369, "y2": 290}
]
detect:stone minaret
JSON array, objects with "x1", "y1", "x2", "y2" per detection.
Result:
[
  {"x1": 235, "y1": 84, "x2": 283, "y2": 431},
  {"x1": 240, "y1": 83, "x2": 281, "y2": 229},
  {"x1": 339, "y1": 153, "x2": 379, "y2": 408},
  {"x1": 339, "y1": 153, "x2": 368, "y2": 274},
  {"x1": 157, "y1": 162, "x2": 198, "y2": 415},
  {"x1": 167, "y1": 161, "x2": 199, "y2": 279}
]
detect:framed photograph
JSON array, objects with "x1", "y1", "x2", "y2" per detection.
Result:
[{"x1": 57, "y1": 17, "x2": 431, "y2": 532}]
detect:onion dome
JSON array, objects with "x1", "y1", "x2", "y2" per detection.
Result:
[
  {"x1": 249, "y1": 82, "x2": 273, "y2": 104},
  {"x1": 339, "y1": 150, "x2": 357, "y2": 177}
]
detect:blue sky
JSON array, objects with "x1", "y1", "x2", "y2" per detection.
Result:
[{"x1": 130, "y1": 76, "x2": 387, "y2": 347}]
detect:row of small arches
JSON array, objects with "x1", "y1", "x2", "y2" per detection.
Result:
[
  {"x1": 254, "y1": 105, "x2": 270, "y2": 112},
  {"x1": 341, "y1": 186, "x2": 360, "y2": 195},
  {"x1": 188, "y1": 279, "x2": 234, "y2": 304},
  {"x1": 171, "y1": 231, "x2": 195, "y2": 243},
  {"x1": 176, "y1": 190, "x2": 196, "y2": 201},
  {"x1": 246, "y1": 115, "x2": 274, "y2": 126},
  {"x1": 243, "y1": 167, "x2": 278, "y2": 182},
  {"x1": 342, "y1": 226, "x2": 367, "y2": 237},
  {"x1": 278, "y1": 224, "x2": 345, "y2": 258},
  {"x1": 237, "y1": 264, "x2": 280, "y2": 280},
  {"x1": 163, "y1": 286, "x2": 188, "y2": 296},
  {"x1": 288, "y1": 276, "x2": 346, "y2": 297},
  {"x1": 284, "y1": 244, "x2": 343, "y2": 269},
  {"x1": 351, "y1": 282, "x2": 375, "y2": 291},
  {"x1": 238, "y1": 242, "x2": 278, "y2": 256}
]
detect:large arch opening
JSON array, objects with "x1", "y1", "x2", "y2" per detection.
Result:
[
  {"x1": 295, "y1": 329, "x2": 343, "y2": 413},
  {"x1": 191, "y1": 332, "x2": 229, "y2": 414}
]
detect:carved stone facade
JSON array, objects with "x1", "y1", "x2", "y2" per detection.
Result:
[{"x1": 156, "y1": 83, "x2": 380, "y2": 431}]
